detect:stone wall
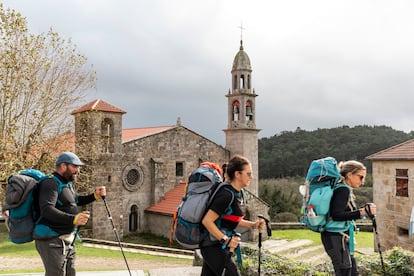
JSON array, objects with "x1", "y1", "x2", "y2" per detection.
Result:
[
  {"x1": 224, "y1": 129, "x2": 259, "y2": 196},
  {"x1": 372, "y1": 160, "x2": 414, "y2": 251},
  {"x1": 74, "y1": 110, "x2": 125, "y2": 241},
  {"x1": 145, "y1": 212, "x2": 172, "y2": 238}
]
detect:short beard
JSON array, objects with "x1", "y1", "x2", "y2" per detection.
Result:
[{"x1": 63, "y1": 168, "x2": 76, "y2": 182}]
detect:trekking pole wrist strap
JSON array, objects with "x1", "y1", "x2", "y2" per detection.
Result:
[{"x1": 220, "y1": 235, "x2": 229, "y2": 245}]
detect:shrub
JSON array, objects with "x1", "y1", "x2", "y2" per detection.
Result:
[
  {"x1": 274, "y1": 212, "x2": 299, "y2": 222},
  {"x1": 240, "y1": 246, "x2": 332, "y2": 275},
  {"x1": 241, "y1": 246, "x2": 414, "y2": 275},
  {"x1": 357, "y1": 246, "x2": 414, "y2": 276}
]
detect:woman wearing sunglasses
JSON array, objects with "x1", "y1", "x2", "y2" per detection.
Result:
[
  {"x1": 321, "y1": 160, "x2": 376, "y2": 276},
  {"x1": 200, "y1": 155, "x2": 265, "y2": 276}
]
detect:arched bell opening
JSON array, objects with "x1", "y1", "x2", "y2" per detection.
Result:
[
  {"x1": 232, "y1": 100, "x2": 240, "y2": 121},
  {"x1": 245, "y1": 100, "x2": 253, "y2": 121}
]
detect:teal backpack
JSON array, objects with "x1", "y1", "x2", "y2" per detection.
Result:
[
  {"x1": 4, "y1": 169, "x2": 46, "y2": 244},
  {"x1": 4, "y1": 169, "x2": 74, "y2": 243},
  {"x1": 300, "y1": 157, "x2": 350, "y2": 233}
]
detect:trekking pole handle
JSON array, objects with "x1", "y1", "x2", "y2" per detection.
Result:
[
  {"x1": 257, "y1": 214, "x2": 269, "y2": 223},
  {"x1": 365, "y1": 203, "x2": 375, "y2": 219},
  {"x1": 229, "y1": 233, "x2": 242, "y2": 253},
  {"x1": 258, "y1": 214, "x2": 272, "y2": 237}
]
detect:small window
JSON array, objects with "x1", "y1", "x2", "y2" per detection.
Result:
[
  {"x1": 101, "y1": 118, "x2": 114, "y2": 153},
  {"x1": 396, "y1": 169, "x2": 408, "y2": 197},
  {"x1": 397, "y1": 226, "x2": 409, "y2": 237},
  {"x1": 129, "y1": 205, "x2": 138, "y2": 232},
  {"x1": 176, "y1": 162, "x2": 184, "y2": 177}
]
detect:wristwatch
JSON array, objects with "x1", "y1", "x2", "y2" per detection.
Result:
[{"x1": 220, "y1": 235, "x2": 229, "y2": 244}]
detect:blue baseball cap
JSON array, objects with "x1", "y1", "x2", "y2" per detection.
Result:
[{"x1": 56, "y1": 152, "x2": 84, "y2": 166}]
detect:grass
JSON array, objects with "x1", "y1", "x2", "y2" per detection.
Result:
[
  {"x1": 0, "y1": 222, "x2": 187, "y2": 258},
  {"x1": 271, "y1": 229, "x2": 375, "y2": 249},
  {"x1": 0, "y1": 223, "x2": 190, "y2": 274}
]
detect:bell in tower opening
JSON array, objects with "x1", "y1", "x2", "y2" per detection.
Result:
[
  {"x1": 233, "y1": 100, "x2": 240, "y2": 121},
  {"x1": 246, "y1": 101, "x2": 253, "y2": 121}
]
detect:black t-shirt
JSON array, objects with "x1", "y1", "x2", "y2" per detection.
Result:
[{"x1": 209, "y1": 184, "x2": 245, "y2": 231}]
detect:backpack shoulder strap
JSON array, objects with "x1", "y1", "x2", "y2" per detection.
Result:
[
  {"x1": 215, "y1": 184, "x2": 237, "y2": 216},
  {"x1": 208, "y1": 182, "x2": 233, "y2": 207},
  {"x1": 223, "y1": 186, "x2": 236, "y2": 206},
  {"x1": 334, "y1": 182, "x2": 348, "y2": 189},
  {"x1": 39, "y1": 175, "x2": 77, "y2": 205}
]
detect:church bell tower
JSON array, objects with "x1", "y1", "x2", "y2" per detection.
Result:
[{"x1": 224, "y1": 40, "x2": 260, "y2": 196}]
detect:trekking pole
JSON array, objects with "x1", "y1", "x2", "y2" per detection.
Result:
[
  {"x1": 102, "y1": 196, "x2": 132, "y2": 276},
  {"x1": 366, "y1": 203, "x2": 386, "y2": 276},
  {"x1": 257, "y1": 215, "x2": 272, "y2": 276},
  {"x1": 221, "y1": 233, "x2": 241, "y2": 276},
  {"x1": 60, "y1": 213, "x2": 86, "y2": 274},
  {"x1": 258, "y1": 230, "x2": 262, "y2": 276}
]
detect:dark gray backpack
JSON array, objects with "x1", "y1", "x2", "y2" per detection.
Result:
[{"x1": 172, "y1": 165, "x2": 234, "y2": 249}]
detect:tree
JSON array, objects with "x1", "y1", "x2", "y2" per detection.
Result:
[{"x1": 0, "y1": 4, "x2": 96, "y2": 180}]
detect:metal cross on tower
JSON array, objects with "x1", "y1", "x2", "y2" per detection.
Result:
[{"x1": 238, "y1": 21, "x2": 246, "y2": 41}]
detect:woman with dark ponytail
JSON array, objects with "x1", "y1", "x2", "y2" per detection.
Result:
[{"x1": 200, "y1": 155, "x2": 265, "y2": 276}]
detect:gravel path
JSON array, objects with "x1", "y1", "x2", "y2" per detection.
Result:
[{"x1": 0, "y1": 256, "x2": 191, "y2": 272}]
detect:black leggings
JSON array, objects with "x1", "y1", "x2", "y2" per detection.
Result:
[
  {"x1": 321, "y1": 232, "x2": 359, "y2": 276},
  {"x1": 200, "y1": 243, "x2": 240, "y2": 276}
]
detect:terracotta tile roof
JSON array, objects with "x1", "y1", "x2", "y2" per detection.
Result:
[
  {"x1": 71, "y1": 99, "x2": 126, "y2": 115},
  {"x1": 50, "y1": 126, "x2": 175, "y2": 145},
  {"x1": 28, "y1": 132, "x2": 76, "y2": 160},
  {"x1": 145, "y1": 182, "x2": 186, "y2": 215},
  {"x1": 122, "y1": 126, "x2": 175, "y2": 142},
  {"x1": 366, "y1": 139, "x2": 414, "y2": 160}
]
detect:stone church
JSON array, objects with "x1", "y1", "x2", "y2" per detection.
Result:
[{"x1": 71, "y1": 40, "x2": 269, "y2": 241}]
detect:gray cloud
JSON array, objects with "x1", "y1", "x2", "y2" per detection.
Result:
[{"x1": 3, "y1": 0, "x2": 414, "y2": 145}]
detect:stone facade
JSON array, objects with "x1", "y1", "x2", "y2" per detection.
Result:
[
  {"x1": 371, "y1": 160, "x2": 414, "y2": 251},
  {"x1": 224, "y1": 129, "x2": 259, "y2": 195},
  {"x1": 72, "y1": 104, "x2": 126, "y2": 240},
  {"x1": 120, "y1": 125, "x2": 230, "y2": 235},
  {"x1": 145, "y1": 213, "x2": 171, "y2": 238},
  {"x1": 74, "y1": 116, "x2": 231, "y2": 241}
]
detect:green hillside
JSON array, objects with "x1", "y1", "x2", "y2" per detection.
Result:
[
  {"x1": 259, "y1": 125, "x2": 413, "y2": 178},
  {"x1": 258, "y1": 125, "x2": 413, "y2": 221}
]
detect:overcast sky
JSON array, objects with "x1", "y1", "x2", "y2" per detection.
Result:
[{"x1": 3, "y1": 0, "x2": 414, "y2": 145}]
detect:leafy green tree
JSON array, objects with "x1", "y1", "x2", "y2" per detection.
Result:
[{"x1": 0, "y1": 4, "x2": 96, "y2": 180}]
